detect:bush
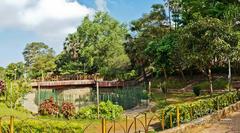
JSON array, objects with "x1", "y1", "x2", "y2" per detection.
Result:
[
  {"x1": 152, "y1": 79, "x2": 188, "y2": 89},
  {"x1": 192, "y1": 86, "x2": 201, "y2": 96},
  {"x1": 1, "y1": 119, "x2": 83, "y2": 133},
  {"x1": 39, "y1": 97, "x2": 59, "y2": 116},
  {"x1": 0, "y1": 80, "x2": 4, "y2": 94},
  {"x1": 76, "y1": 101, "x2": 123, "y2": 120},
  {"x1": 193, "y1": 78, "x2": 228, "y2": 91},
  {"x1": 61, "y1": 102, "x2": 76, "y2": 119},
  {"x1": 157, "y1": 92, "x2": 239, "y2": 129}
]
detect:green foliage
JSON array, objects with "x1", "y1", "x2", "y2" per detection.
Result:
[
  {"x1": 193, "y1": 78, "x2": 228, "y2": 91},
  {"x1": 1, "y1": 119, "x2": 83, "y2": 133},
  {"x1": 76, "y1": 101, "x2": 123, "y2": 120},
  {"x1": 158, "y1": 92, "x2": 238, "y2": 129},
  {"x1": 56, "y1": 12, "x2": 130, "y2": 79},
  {"x1": 192, "y1": 86, "x2": 201, "y2": 96},
  {"x1": 152, "y1": 79, "x2": 188, "y2": 89},
  {"x1": 5, "y1": 62, "x2": 25, "y2": 80},
  {"x1": 0, "y1": 67, "x2": 5, "y2": 79},
  {"x1": 4, "y1": 79, "x2": 31, "y2": 108},
  {"x1": 23, "y1": 42, "x2": 56, "y2": 79},
  {"x1": 96, "y1": 86, "x2": 148, "y2": 109}
]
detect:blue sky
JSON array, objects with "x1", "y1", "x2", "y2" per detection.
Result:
[{"x1": 0, "y1": 0, "x2": 163, "y2": 67}]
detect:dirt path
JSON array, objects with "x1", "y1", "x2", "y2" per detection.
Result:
[
  {"x1": 196, "y1": 110, "x2": 240, "y2": 133},
  {"x1": 21, "y1": 92, "x2": 38, "y2": 113}
]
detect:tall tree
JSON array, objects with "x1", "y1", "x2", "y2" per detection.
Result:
[
  {"x1": 125, "y1": 4, "x2": 168, "y2": 80},
  {"x1": 5, "y1": 62, "x2": 25, "y2": 80},
  {"x1": 57, "y1": 12, "x2": 130, "y2": 79},
  {"x1": 23, "y1": 42, "x2": 56, "y2": 79},
  {"x1": 181, "y1": 17, "x2": 238, "y2": 94}
]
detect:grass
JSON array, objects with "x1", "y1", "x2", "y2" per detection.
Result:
[
  {"x1": 0, "y1": 103, "x2": 32, "y2": 119},
  {"x1": 151, "y1": 78, "x2": 188, "y2": 89},
  {"x1": 193, "y1": 78, "x2": 228, "y2": 90},
  {"x1": 152, "y1": 92, "x2": 222, "y2": 109}
]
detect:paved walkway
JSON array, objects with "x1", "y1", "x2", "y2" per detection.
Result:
[
  {"x1": 21, "y1": 92, "x2": 38, "y2": 113},
  {"x1": 198, "y1": 110, "x2": 240, "y2": 133}
]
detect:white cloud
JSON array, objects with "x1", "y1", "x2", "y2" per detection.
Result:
[
  {"x1": 0, "y1": 0, "x2": 95, "y2": 47},
  {"x1": 95, "y1": 0, "x2": 108, "y2": 12}
]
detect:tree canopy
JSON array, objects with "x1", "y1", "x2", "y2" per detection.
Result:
[{"x1": 56, "y1": 12, "x2": 130, "y2": 79}]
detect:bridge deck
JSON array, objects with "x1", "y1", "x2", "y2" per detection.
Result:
[{"x1": 31, "y1": 80, "x2": 126, "y2": 88}]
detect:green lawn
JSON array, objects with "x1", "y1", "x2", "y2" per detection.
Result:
[{"x1": 0, "y1": 103, "x2": 32, "y2": 119}]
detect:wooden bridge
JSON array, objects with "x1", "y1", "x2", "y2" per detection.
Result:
[{"x1": 30, "y1": 80, "x2": 133, "y2": 89}]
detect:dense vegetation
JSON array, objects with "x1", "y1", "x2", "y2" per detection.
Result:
[{"x1": 0, "y1": 1, "x2": 240, "y2": 132}]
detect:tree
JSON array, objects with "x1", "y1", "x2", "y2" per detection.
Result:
[
  {"x1": 0, "y1": 67, "x2": 5, "y2": 79},
  {"x1": 125, "y1": 4, "x2": 169, "y2": 81},
  {"x1": 56, "y1": 12, "x2": 130, "y2": 79},
  {"x1": 180, "y1": 0, "x2": 240, "y2": 25},
  {"x1": 5, "y1": 62, "x2": 25, "y2": 80},
  {"x1": 181, "y1": 17, "x2": 238, "y2": 94},
  {"x1": 223, "y1": 5, "x2": 240, "y2": 90},
  {"x1": 23, "y1": 42, "x2": 56, "y2": 79},
  {"x1": 146, "y1": 32, "x2": 188, "y2": 80},
  {"x1": 5, "y1": 79, "x2": 31, "y2": 108}
]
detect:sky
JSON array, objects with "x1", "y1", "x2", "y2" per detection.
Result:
[{"x1": 0, "y1": 0, "x2": 163, "y2": 67}]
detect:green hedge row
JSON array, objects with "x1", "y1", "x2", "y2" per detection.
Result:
[
  {"x1": 1, "y1": 119, "x2": 83, "y2": 133},
  {"x1": 158, "y1": 91, "x2": 239, "y2": 129}
]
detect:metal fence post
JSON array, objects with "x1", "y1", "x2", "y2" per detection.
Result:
[
  {"x1": 10, "y1": 116, "x2": 14, "y2": 133},
  {"x1": 134, "y1": 117, "x2": 137, "y2": 133},
  {"x1": 102, "y1": 118, "x2": 106, "y2": 133},
  {"x1": 190, "y1": 106, "x2": 193, "y2": 121},
  {"x1": 177, "y1": 106, "x2": 180, "y2": 127},
  {"x1": 161, "y1": 110, "x2": 165, "y2": 130},
  {"x1": 113, "y1": 120, "x2": 116, "y2": 133},
  {"x1": 170, "y1": 112, "x2": 172, "y2": 128},
  {"x1": 126, "y1": 115, "x2": 128, "y2": 132},
  {"x1": 144, "y1": 113, "x2": 148, "y2": 133},
  {"x1": 0, "y1": 117, "x2": 2, "y2": 133}
]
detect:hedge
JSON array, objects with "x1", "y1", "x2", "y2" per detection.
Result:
[
  {"x1": 1, "y1": 119, "x2": 83, "y2": 133},
  {"x1": 157, "y1": 91, "x2": 239, "y2": 129}
]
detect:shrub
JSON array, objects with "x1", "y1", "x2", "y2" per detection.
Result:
[
  {"x1": 39, "y1": 97, "x2": 59, "y2": 116},
  {"x1": 158, "y1": 92, "x2": 239, "y2": 129},
  {"x1": 1, "y1": 119, "x2": 83, "y2": 133},
  {"x1": 0, "y1": 80, "x2": 4, "y2": 94},
  {"x1": 61, "y1": 102, "x2": 76, "y2": 119},
  {"x1": 76, "y1": 101, "x2": 123, "y2": 120},
  {"x1": 192, "y1": 86, "x2": 201, "y2": 96},
  {"x1": 193, "y1": 78, "x2": 228, "y2": 91}
]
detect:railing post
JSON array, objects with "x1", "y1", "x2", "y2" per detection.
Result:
[
  {"x1": 126, "y1": 115, "x2": 128, "y2": 132},
  {"x1": 113, "y1": 120, "x2": 116, "y2": 133},
  {"x1": 144, "y1": 113, "x2": 148, "y2": 133},
  {"x1": 0, "y1": 117, "x2": 2, "y2": 133},
  {"x1": 190, "y1": 106, "x2": 193, "y2": 121},
  {"x1": 177, "y1": 106, "x2": 180, "y2": 127},
  {"x1": 170, "y1": 112, "x2": 172, "y2": 128},
  {"x1": 134, "y1": 117, "x2": 137, "y2": 133},
  {"x1": 102, "y1": 118, "x2": 106, "y2": 133},
  {"x1": 161, "y1": 110, "x2": 165, "y2": 130},
  {"x1": 10, "y1": 116, "x2": 14, "y2": 133}
]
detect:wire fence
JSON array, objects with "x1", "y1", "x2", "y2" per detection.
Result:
[{"x1": 34, "y1": 82, "x2": 148, "y2": 110}]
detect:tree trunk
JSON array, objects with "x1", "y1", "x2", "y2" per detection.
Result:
[
  {"x1": 179, "y1": 68, "x2": 186, "y2": 81},
  {"x1": 163, "y1": 68, "x2": 168, "y2": 80},
  {"x1": 142, "y1": 64, "x2": 147, "y2": 83},
  {"x1": 228, "y1": 59, "x2": 231, "y2": 91},
  {"x1": 208, "y1": 68, "x2": 213, "y2": 95}
]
